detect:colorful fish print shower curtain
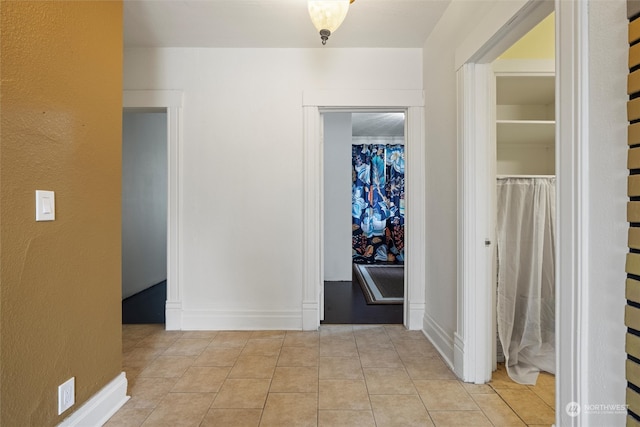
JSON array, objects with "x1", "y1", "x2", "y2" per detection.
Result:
[{"x1": 352, "y1": 144, "x2": 405, "y2": 264}]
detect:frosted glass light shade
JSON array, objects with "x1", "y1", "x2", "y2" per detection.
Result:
[{"x1": 308, "y1": 0, "x2": 350, "y2": 44}]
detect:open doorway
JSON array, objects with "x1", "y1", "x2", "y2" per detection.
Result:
[
  {"x1": 454, "y1": 1, "x2": 562, "y2": 424},
  {"x1": 122, "y1": 90, "x2": 182, "y2": 330},
  {"x1": 121, "y1": 109, "x2": 168, "y2": 324},
  {"x1": 488, "y1": 12, "x2": 556, "y2": 424},
  {"x1": 322, "y1": 111, "x2": 405, "y2": 324},
  {"x1": 301, "y1": 90, "x2": 425, "y2": 331}
]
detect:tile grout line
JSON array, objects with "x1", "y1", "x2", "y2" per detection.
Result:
[
  {"x1": 134, "y1": 327, "x2": 160, "y2": 427},
  {"x1": 389, "y1": 327, "x2": 433, "y2": 425},
  {"x1": 526, "y1": 383, "x2": 555, "y2": 413},
  {"x1": 488, "y1": 381, "x2": 542, "y2": 426},
  {"x1": 255, "y1": 331, "x2": 281, "y2": 427},
  {"x1": 315, "y1": 329, "x2": 321, "y2": 427},
  {"x1": 354, "y1": 326, "x2": 377, "y2": 426}
]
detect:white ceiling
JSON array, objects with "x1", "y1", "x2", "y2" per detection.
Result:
[{"x1": 124, "y1": 0, "x2": 451, "y2": 48}]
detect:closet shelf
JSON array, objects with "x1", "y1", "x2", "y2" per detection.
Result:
[
  {"x1": 497, "y1": 120, "x2": 555, "y2": 146},
  {"x1": 496, "y1": 119, "x2": 555, "y2": 125}
]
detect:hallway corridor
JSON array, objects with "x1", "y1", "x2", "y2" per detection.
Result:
[{"x1": 107, "y1": 324, "x2": 553, "y2": 426}]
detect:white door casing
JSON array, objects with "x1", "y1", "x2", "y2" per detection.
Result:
[
  {"x1": 302, "y1": 90, "x2": 425, "y2": 331},
  {"x1": 123, "y1": 90, "x2": 184, "y2": 330},
  {"x1": 455, "y1": 63, "x2": 495, "y2": 383}
]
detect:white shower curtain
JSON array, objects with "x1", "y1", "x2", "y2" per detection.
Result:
[{"x1": 496, "y1": 177, "x2": 556, "y2": 384}]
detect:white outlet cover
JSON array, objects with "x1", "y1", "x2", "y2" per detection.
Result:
[{"x1": 58, "y1": 377, "x2": 75, "y2": 415}]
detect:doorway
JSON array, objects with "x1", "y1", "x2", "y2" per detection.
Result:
[
  {"x1": 322, "y1": 111, "x2": 405, "y2": 324},
  {"x1": 122, "y1": 90, "x2": 183, "y2": 330},
  {"x1": 121, "y1": 109, "x2": 168, "y2": 324},
  {"x1": 300, "y1": 90, "x2": 425, "y2": 331},
  {"x1": 455, "y1": 0, "x2": 586, "y2": 425},
  {"x1": 488, "y1": 12, "x2": 556, "y2": 424}
]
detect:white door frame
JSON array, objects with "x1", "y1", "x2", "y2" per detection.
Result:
[
  {"x1": 455, "y1": 62, "x2": 496, "y2": 383},
  {"x1": 123, "y1": 90, "x2": 184, "y2": 330},
  {"x1": 455, "y1": 1, "x2": 586, "y2": 426},
  {"x1": 302, "y1": 90, "x2": 425, "y2": 330}
]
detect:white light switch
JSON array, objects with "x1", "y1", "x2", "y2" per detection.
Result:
[{"x1": 35, "y1": 190, "x2": 55, "y2": 221}]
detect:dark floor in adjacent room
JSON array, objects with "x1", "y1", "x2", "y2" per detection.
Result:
[
  {"x1": 122, "y1": 280, "x2": 166, "y2": 324},
  {"x1": 123, "y1": 278, "x2": 401, "y2": 325},
  {"x1": 322, "y1": 280, "x2": 403, "y2": 324}
]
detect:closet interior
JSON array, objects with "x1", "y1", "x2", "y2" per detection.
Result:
[{"x1": 493, "y1": 62, "x2": 556, "y2": 386}]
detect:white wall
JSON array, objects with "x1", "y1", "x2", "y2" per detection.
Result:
[
  {"x1": 123, "y1": 48, "x2": 422, "y2": 327},
  {"x1": 421, "y1": 0, "x2": 497, "y2": 361},
  {"x1": 122, "y1": 111, "x2": 168, "y2": 299},
  {"x1": 323, "y1": 113, "x2": 352, "y2": 281}
]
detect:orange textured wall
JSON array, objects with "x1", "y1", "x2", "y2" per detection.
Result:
[{"x1": 0, "y1": 1, "x2": 123, "y2": 425}]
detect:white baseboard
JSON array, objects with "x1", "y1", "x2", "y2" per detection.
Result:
[
  {"x1": 302, "y1": 302, "x2": 319, "y2": 331},
  {"x1": 181, "y1": 309, "x2": 302, "y2": 330},
  {"x1": 165, "y1": 301, "x2": 182, "y2": 330},
  {"x1": 407, "y1": 302, "x2": 425, "y2": 330},
  {"x1": 453, "y1": 332, "x2": 465, "y2": 380},
  {"x1": 422, "y1": 312, "x2": 455, "y2": 370},
  {"x1": 57, "y1": 372, "x2": 129, "y2": 427}
]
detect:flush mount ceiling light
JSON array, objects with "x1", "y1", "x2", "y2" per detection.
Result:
[{"x1": 308, "y1": 0, "x2": 355, "y2": 45}]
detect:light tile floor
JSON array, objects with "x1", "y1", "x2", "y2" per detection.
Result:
[{"x1": 106, "y1": 324, "x2": 555, "y2": 427}]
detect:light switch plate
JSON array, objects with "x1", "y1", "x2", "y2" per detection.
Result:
[{"x1": 35, "y1": 190, "x2": 55, "y2": 221}]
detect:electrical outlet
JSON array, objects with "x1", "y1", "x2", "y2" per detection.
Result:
[{"x1": 58, "y1": 377, "x2": 75, "y2": 415}]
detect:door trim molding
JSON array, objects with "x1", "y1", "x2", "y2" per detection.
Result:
[
  {"x1": 123, "y1": 90, "x2": 184, "y2": 330},
  {"x1": 455, "y1": 63, "x2": 494, "y2": 383},
  {"x1": 301, "y1": 90, "x2": 425, "y2": 330},
  {"x1": 555, "y1": 0, "x2": 588, "y2": 424}
]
